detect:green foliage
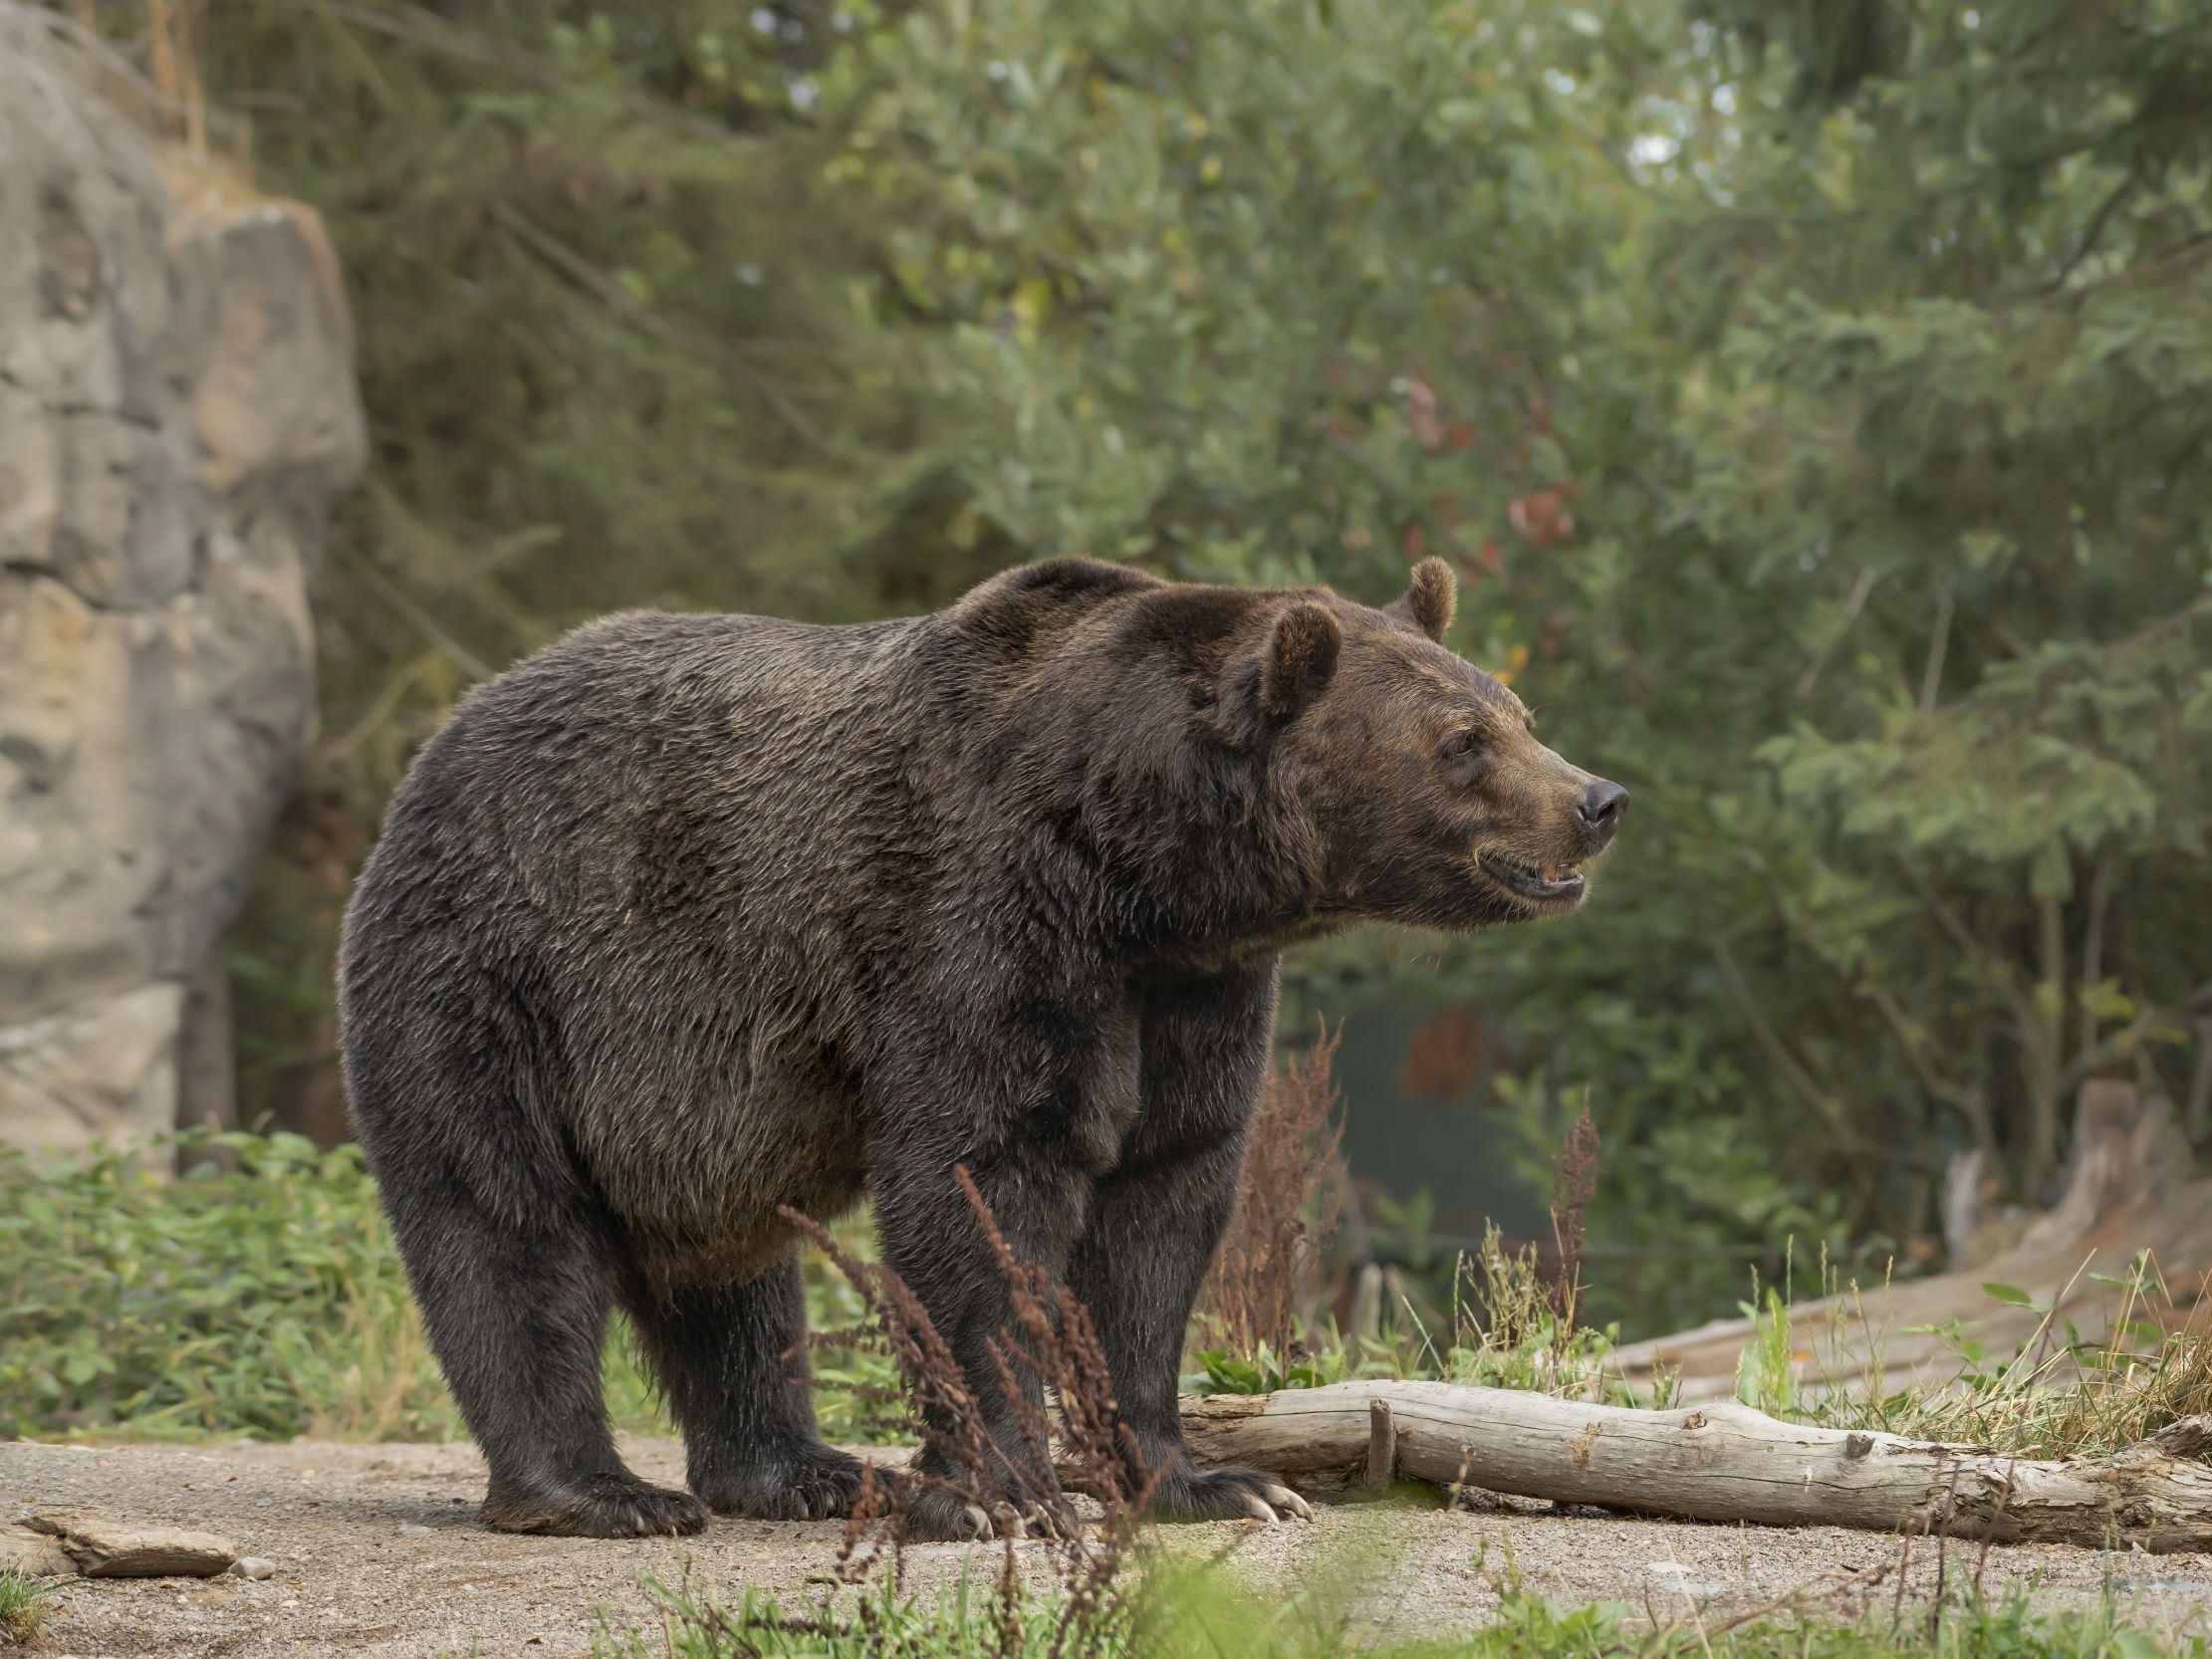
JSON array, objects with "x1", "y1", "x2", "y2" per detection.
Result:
[
  {"x1": 0, "y1": 1133, "x2": 897, "y2": 1444},
  {"x1": 601, "y1": 1555, "x2": 2208, "y2": 1659},
  {"x1": 829, "y1": 0, "x2": 1656, "y2": 590},
  {"x1": 1588, "y1": 0, "x2": 2212, "y2": 1273},
  {"x1": 1190, "y1": 1226, "x2": 1656, "y2": 1407},
  {"x1": 817, "y1": 0, "x2": 2212, "y2": 1329},
  {"x1": 1734, "y1": 1286, "x2": 1798, "y2": 1419},
  {"x1": 1813, "y1": 1255, "x2": 2212, "y2": 1461},
  {"x1": 1423, "y1": 1226, "x2": 1640, "y2": 1403},
  {"x1": 0, "y1": 1564, "x2": 56, "y2": 1647},
  {"x1": 0, "y1": 1130, "x2": 458, "y2": 1440},
  {"x1": 1186, "y1": 1343, "x2": 1356, "y2": 1396},
  {"x1": 73, "y1": 0, "x2": 2212, "y2": 1337},
  {"x1": 601, "y1": 1569, "x2": 1138, "y2": 1659},
  {"x1": 1423, "y1": 1584, "x2": 2212, "y2": 1659}
]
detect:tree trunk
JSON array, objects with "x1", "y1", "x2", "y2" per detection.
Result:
[{"x1": 1170, "y1": 1381, "x2": 2212, "y2": 1553}]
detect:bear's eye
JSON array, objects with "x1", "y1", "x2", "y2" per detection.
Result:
[{"x1": 1441, "y1": 729, "x2": 1483, "y2": 762}]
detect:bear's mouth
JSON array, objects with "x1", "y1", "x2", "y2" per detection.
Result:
[{"x1": 1477, "y1": 849, "x2": 1587, "y2": 906}]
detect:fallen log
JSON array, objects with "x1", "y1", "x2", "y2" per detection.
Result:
[{"x1": 1172, "y1": 1379, "x2": 2212, "y2": 1552}]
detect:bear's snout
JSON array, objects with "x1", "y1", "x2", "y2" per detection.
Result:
[{"x1": 1577, "y1": 779, "x2": 1628, "y2": 852}]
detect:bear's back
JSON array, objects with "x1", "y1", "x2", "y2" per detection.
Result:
[{"x1": 344, "y1": 608, "x2": 925, "y2": 958}]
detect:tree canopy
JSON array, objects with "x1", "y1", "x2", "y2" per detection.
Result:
[{"x1": 81, "y1": 0, "x2": 2209, "y2": 1327}]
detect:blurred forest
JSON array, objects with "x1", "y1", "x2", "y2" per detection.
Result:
[{"x1": 59, "y1": 0, "x2": 2212, "y2": 1332}]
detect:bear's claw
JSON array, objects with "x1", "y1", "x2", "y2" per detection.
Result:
[
  {"x1": 1262, "y1": 1483, "x2": 1315, "y2": 1522},
  {"x1": 901, "y1": 1486, "x2": 1002, "y2": 1542},
  {"x1": 1152, "y1": 1462, "x2": 1317, "y2": 1525},
  {"x1": 483, "y1": 1475, "x2": 709, "y2": 1539},
  {"x1": 696, "y1": 1443, "x2": 873, "y2": 1523}
]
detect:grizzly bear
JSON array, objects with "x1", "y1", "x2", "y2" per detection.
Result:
[{"x1": 337, "y1": 557, "x2": 1626, "y2": 1540}]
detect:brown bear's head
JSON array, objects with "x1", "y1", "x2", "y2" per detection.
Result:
[{"x1": 1251, "y1": 558, "x2": 1627, "y2": 933}]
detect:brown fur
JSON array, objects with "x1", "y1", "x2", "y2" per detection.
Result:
[{"x1": 337, "y1": 557, "x2": 1627, "y2": 1540}]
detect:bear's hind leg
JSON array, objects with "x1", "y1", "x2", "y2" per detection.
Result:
[
  {"x1": 393, "y1": 1170, "x2": 708, "y2": 1539},
  {"x1": 627, "y1": 1249, "x2": 869, "y2": 1522}
]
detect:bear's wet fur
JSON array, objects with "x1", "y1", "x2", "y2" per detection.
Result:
[{"x1": 338, "y1": 557, "x2": 1626, "y2": 1539}]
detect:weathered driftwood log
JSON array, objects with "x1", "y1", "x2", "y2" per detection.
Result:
[{"x1": 1173, "y1": 1380, "x2": 2212, "y2": 1552}]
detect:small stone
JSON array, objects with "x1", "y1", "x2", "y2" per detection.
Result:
[
  {"x1": 228, "y1": 1556, "x2": 278, "y2": 1580},
  {"x1": 397, "y1": 1523, "x2": 434, "y2": 1536}
]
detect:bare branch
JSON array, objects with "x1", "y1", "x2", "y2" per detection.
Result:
[
  {"x1": 1795, "y1": 565, "x2": 1878, "y2": 698},
  {"x1": 490, "y1": 202, "x2": 832, "y2": 453},
  {"x1": 1863, "y1": 981, "x2": 1995, "y2": 1155},
  {"x1": 2043, "y1": 175, "x2": 2137, "y2": 293},
  {"x1": 1175, "y1": 1382, "x2": 2212, "y2": 1553},
  {"x1": 1917, "y1": 585, "x2": 1954, "y2": 713},
  {"x1": 1710, "y1": 936, "x2": 1845, "y2": 1138},
  {"x1": 2188, "y1": 1019, "x2": 2212, "y2": 1148},
  {"x1": 2077, "y1": 855, "x2": 2113, "y2": 1065}
]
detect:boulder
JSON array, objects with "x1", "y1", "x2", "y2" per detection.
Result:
[{"x1": 0, "y1": 12, "x2": 365, "y2": 1158}]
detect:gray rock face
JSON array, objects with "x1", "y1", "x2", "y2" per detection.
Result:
[{"x1": 0, "y1": 16, "x2": 366, "y2": 1157}]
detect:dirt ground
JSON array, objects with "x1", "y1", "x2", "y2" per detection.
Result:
[{"x1": 7, "y1": 1436, "x2": 2210, "y2": 1658}]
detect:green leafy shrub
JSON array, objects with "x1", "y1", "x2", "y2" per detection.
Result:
[
  {"x1": 0, "y1": 1131, "x2": 897, "y2": 1444},
  {"x1": 0, "y1": 1130, "x2": 459, "y2": 1440},
  {"x1": 1186, "y1": 1337, "x2": 1389, "y2": 1396}
]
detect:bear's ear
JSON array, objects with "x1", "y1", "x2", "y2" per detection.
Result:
[
  {"x1": 1384, "y1": 557, "x2": 1456, "y2": 642},
  {"x1": 1262, "y1": 600, "x2": 1342, "y2": 719}
]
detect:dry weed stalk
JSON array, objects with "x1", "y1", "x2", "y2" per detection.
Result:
[
  {"x1": 1203, "y1": 1029, "x2": 1345, "y2": 1356},
  {"x1": 1548, "y1": 1093, "x2": 1599, "y2": 1327},
  {"x1": 778, "y1": 1175, "x2": 1157, "y2": 1656}
]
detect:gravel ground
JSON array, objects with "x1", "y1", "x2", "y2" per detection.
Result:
[{"x1": 7, "y1": 1436, "x2": 2210, "y2": 1657}]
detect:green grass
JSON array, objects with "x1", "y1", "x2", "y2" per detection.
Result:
[
  {"x1": 9, "y1": 1135, "x2": 2209, "y2": 1659},
  {"x1": 0, "y1": 1565, "x2": 56, "y2": 1647},
  {"x1": 1441, "y1": 1586, "x2": 2204, "y2": 1659},
  {"x1": 1195, "y1": 1229, "x2": 2210, "y2": 1473},
  {"x1": 596, "y1": 1564, "x2": 2206, "y2": 1659},
  {"x1": 598, "y1": 1569, "x2": 1136, "y2": 1659},
  {"x1": 0, "y1": 1130, "x2": 897, "y2": 1444},
  {"x1": 1791, "y1": 1253, "x2": 2212, "y2": 1462},
  {"x1": 4, "y1": 1130, "x2": 2202, "y2": 1477},
  {"x1": 1189, "y1": 1223, "x2": 1664, "y2": 1409}
]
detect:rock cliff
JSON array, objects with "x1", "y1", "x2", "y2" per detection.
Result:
[{"x1": 0, "y1": 16, "x2": 365, "y2": 1156}]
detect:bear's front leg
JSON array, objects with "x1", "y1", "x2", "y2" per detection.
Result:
[
  {"x1": 1066, "y1": 965, "x2": 1315, "y2": 1526},
  {"x1": 868, "y1": 1135, "x2": 1097, "y2": 1540}
]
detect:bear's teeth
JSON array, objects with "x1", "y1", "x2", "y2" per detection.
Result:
[{"x1": 1542, "y1": 864, "x2": 1560, "y2": 882}]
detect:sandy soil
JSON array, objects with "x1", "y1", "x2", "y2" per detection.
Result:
[{"x1": 7, "y1": 1436, "x2": 2210, "y2": 1658}]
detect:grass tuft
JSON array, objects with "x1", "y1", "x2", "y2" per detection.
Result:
[
  {"x1": 600, "y1": 1570, "x2": 1136, "y2": 1659},
  {"x1": 0, "y1": 1565, "x2": 55, "y2": 1647},
  {"x1": 1799, "y1": 1250, "x2": 2212, "y2": 1461}
]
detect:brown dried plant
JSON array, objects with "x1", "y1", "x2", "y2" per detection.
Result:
[
  {"x1": 1201, "y1": 1029, "x2": 1346, "y2": 1357},
  {"x1": 1548, "y1": 1092, "x2": 1599, "y2": 1327},
  {"x1": 778, "y1": 1174, "x2": 1157, "y2": 1657}
]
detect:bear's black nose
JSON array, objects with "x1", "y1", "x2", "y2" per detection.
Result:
[{"x1": 1579, "y1": 779, "x2": 1628, "y2": 847}]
